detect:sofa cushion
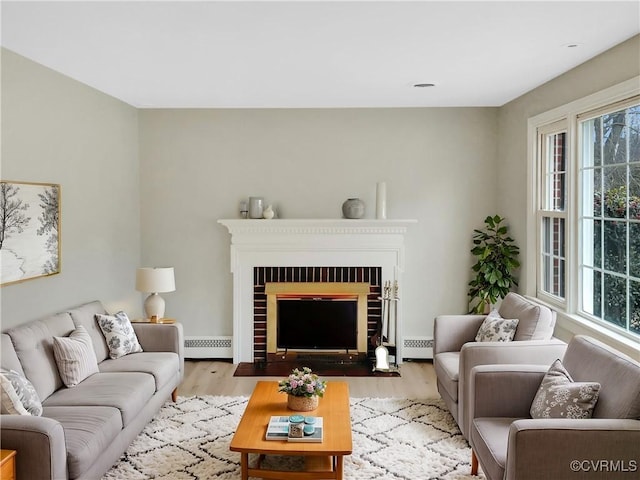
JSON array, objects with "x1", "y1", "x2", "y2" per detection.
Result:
[
  {"x1": 6, "y1": 313, "x2": 75, "y2": 400},
  {"x1": 53, "y1": 326, "x2": 100, "y2": 387},
  {"x1": 498, "y1": 293, "x2": 555, "y2": 341},
  {"x1": 96, "y1": 312, "x2": 143, "y2": 359},
  {"x1": 562, "y1": 335, "x2": 640, "y2": 419},
  {"x1": 43, "y1": 372, "x2": 155, "y2": 426},
  {"x1": 43, "y1": 405, "x2": 122, "y2": 479},
  {"x1": 0, "y1": 368, "x2": 43, "y2": 416},
  {"x1": 530, "y1": 359, "x2": 600, "y2": 419},
  {"x1": 475, "y1": 310, "x2": 519, "y2": 342},
  {"x1": 67, "y1": 301, "x2": 110, "y2": 362},
  {"x1": 99, "y1": 352, "x2": 179, "y2": 392},
  {"x1": 434, "y1": 352, "x2": 459, "y2": 402},
  {"x1": 1, "y1": 334, "x2": 25, "y2": 376}
]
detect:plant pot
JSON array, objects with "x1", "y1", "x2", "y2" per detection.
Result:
[{"x1": 287, "y1": 394, "x2": 319, "y2": 412}]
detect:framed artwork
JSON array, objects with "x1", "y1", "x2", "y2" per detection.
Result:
[{"x1": 1, "y1": 181, "x2": 61, "y2": 286}]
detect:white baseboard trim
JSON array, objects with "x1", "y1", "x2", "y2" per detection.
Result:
[
  {"x1": 184, "y1": 336, "x2": 233, "y2": 359},
  {"x1": 402, "y1": 336, "x2": 433, "y2": 359}
]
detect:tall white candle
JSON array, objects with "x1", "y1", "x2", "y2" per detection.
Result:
[{"x1": 376, "y1": 182, "x2": 387, "y2": 219}]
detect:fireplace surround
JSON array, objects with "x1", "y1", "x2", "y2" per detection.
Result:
[
  {"x1": 262, "y1": 278, "x2": 374, "y2": 362},
  {"x1": 218, "y1": 219, "x2": 416, "y2": 363}
]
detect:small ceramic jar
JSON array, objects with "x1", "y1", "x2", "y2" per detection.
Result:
[{"x1": 288, "y1": 415, "x2": 304, "y2": 438}]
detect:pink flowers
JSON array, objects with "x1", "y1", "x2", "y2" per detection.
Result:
[{"x1": 278, "y1": 367, "x2": 327, "y2": 398}]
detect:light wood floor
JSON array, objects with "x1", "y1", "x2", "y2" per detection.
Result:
[{"x1": 177, "y1": 359, "x2": 440, "y2": 398}]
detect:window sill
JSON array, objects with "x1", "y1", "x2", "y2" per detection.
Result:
[
  {"x1": 555, "y1": 312, "x2": 639, "y2": 360},
  {"x1": 523, "y1": 295, "x2": 639, "y2": 360}
]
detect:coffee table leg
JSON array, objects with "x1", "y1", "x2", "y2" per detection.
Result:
[
  {"x1": 241, "y1": 452, "x2": 248, "y2": 480},
  {"x1": 336, "y1": 455, "x2": 344, "y2": 480}
]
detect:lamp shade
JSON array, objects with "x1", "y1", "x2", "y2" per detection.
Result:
[{"x1": 135, "y1": 267, "x2": 175, "y2": 293}]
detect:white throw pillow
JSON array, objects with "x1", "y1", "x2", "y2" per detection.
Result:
[
  {"x1": 475, "y1": 309, "x2": 519, "y2": 342},
  {"x1": 0, "y1": 368, "x2": 43, "y2": 416},
  {"x1": 53, "y1": 325, "x2": 100, "y2": 387},
  {"x1": 96, "y1": 311, "x2": 143, "y2": 359}
]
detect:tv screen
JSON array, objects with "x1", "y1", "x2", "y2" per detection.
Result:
[{"x1": 277, "y1": 298, "x2": 358, "y2": 350}]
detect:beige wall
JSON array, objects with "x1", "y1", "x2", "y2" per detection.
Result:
[
  {"x1": 139, "y1": 108, "x2": 498, "y2": 339},
  {"x1": 3, "y1": 33, "x2": 638, "y2": 353},
  {"x1": 0, "y1": 49, "x2": 142, "y2": 328}
]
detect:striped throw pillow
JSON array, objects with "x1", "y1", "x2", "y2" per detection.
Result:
[{"x1": 53, "y1": 325, "x2": 99, "y2": 387}]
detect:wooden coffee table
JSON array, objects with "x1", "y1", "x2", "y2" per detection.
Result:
[{"x1": 230, "y1": 381, "x2": 352, "y2": 480}]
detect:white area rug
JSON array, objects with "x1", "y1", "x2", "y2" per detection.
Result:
[{"x1": 103, "y1": 396, "x2": 484, "y2": 479}]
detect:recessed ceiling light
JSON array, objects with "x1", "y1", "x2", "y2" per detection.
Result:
[{"x1": 413, "y1": 83, "x2": 436, "y2": 88}]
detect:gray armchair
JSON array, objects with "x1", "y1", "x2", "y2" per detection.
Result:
[
  {"x1": 469, "y1": 335, "x2": 640, "y2": 480},
  {"x1": 434, "y1": 292, "x2": 567, "y2": 439}
]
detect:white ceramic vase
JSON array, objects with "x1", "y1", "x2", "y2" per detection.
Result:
[{"x1": 263, "y1": 205, "x2": 275, "y2": 219}]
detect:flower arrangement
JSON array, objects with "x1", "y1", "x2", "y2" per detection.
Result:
[{"x1": 278, "y1": 367, "x2": 327, "y2": 398}]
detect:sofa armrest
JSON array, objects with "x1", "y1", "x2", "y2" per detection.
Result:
[
  {"x1": 469, "y1": 364, "x2": 548, "y2": 420},
  {"x1": 458, "y1": 339, "x2": 567, "y2": 438},
  {"x1": 505, "y1": 418, "x2": 640, "y2": 480},
  {"x1": 133, "y1": 322, "x2": 184, "y2": 380},
  {"x1": 433, "y1": 314, "x2": 486, "y2": 355},
  {"x1": 0, "y1": 414, "x2": 68, "y2": 480}
]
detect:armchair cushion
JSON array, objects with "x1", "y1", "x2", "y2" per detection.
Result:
[
  {"x1": 562, "y1": 335, "x2": 640, "y2": 419},
  {"x1": 530, "y1": 359, "x2": 600, "y2": 419},
  {"x1": 498, "y1": 293, "x2": 555, "y2": 341},
  {"x1": 472, "y1": 417, "x2": 518, "y2": 480},
  {"x1": 475, "y1": 310, "x2": 519, "y2": 342},
  {"x1": 434, "y1": 352, "x2": 459, "y2": 402}
]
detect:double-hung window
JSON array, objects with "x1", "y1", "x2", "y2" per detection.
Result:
[
  {"x1": 538, "y1": 122, "x2": 568, "y2": 302},
  {"x1": 530, "y1": 79, "x2": 639, "y2": 342},
  {"x1": 579, "y1": 100, "x2": 640, "y2": 336}
]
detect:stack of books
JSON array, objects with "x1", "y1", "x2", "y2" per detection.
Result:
[{"x1": 265, "y1": 416, "x2": 324, "y2": 443}]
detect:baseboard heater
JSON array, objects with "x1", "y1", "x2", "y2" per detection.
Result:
[
  {"x1": 184, "y1": 336, "x2": 233, "y2": 359},
  {"x1": 183, "y1": 336, "x2": 432, "y2": 360},
  {"x1": 402, "y1": 336, "x2": 434, "y2": 360}
]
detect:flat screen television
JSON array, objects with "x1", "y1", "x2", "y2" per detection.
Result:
[{"x1": 277, "y1": 298, "x2": 358, "y2": 350}]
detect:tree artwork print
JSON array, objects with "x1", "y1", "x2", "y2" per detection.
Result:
[{"x1": 0, "y1": 181, "x2": 60, "y2": 285}]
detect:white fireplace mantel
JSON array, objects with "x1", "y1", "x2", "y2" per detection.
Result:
[{"x1": 218, "y1": 218, "x2": 417, "y2": 363}]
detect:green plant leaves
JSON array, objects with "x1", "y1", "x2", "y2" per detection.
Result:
[{"x1": 468, "y1": 215, "x2": 520, "y2": 313}]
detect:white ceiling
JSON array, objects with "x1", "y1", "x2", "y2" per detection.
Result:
[{"x1": 2, "y1": 1, "x2": 639, "y2": 108}]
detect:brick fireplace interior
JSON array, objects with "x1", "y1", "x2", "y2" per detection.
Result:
[{"x1": 253, "y1": 266, "x2": 382, "y2": 363}]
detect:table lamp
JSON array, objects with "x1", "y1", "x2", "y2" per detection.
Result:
[{"x1": 135, "y1": 267, "x2": 175, "y2": 321}]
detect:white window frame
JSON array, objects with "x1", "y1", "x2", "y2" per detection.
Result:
[
  {"x1": 526, "y1": 76, "x2": 640, "y2": 349},
  {"x1": 536, "y1": 121, "x2": 569, "y2": 306}
]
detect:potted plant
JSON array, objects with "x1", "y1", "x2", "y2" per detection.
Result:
[
  {"x1": 278, "y1": 367, "x2": 327, "y2": 411},
  {"x1": 468, "y1": 215, "x2": 520, "y2": 314}
]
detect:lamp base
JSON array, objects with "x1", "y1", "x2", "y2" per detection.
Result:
[{"x1": 144, "y1": 293, "x2": 166, "y2": 320}]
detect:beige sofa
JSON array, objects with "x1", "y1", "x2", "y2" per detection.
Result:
[
  {"x1": 469, "y1": 335, "x2": 640, "y2": 480},
  {"x1": 1, "y1": 301, "x2": 184, "y2": 480},
  {"x1": 434, "y1": 292, "x2": 567, "y2": 439}
]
